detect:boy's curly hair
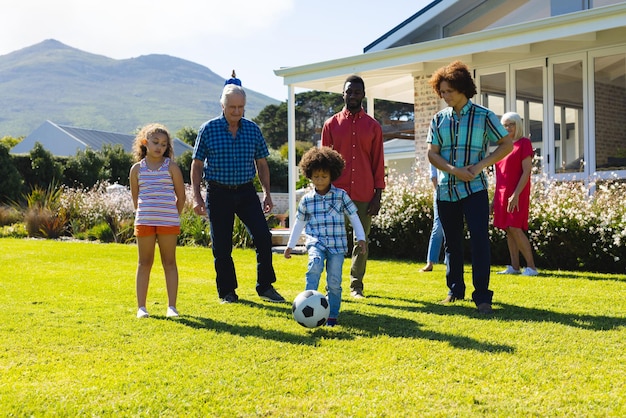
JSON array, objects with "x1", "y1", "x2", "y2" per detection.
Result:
[{"x1": 299, "y1": 146, "x2": 345, "y2": 182}]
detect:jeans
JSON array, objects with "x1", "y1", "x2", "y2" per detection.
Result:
[
  {"x1": 427, "y1": 198, "x2": 445, "y2": 264},
  {"x1": 206, "y1": 182, "x2": 276, "y2": 298},
  {"x1": 437, "y1": 190, "x2": 493, "y2": 306},
  {"x1": 305, "y1": 246, "x2": 344, "y2": 319}
]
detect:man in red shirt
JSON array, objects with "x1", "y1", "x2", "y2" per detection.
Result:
[{"x1": 321, "y1": 75, "x2": 386, "y2": 298}]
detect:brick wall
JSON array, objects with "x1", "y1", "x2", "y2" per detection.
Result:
[
  {"x1": 413, "y1": 75, "x2": 443, "y2": 174},
  {"x1": 595, "y1": 80, "x2": 626, "y2": 168}
]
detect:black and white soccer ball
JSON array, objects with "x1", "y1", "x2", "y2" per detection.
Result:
[{"x1": 292, "y1": 290, "x2": 330, "y2": 328}]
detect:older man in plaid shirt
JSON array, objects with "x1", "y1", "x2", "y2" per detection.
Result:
[{"x1": 191, "y1": 83, "x2": 285, "y2": 304}]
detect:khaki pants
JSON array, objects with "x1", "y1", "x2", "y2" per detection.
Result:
[{"x1": 349, "y1": 201, "x2": 372, "y2": 292}]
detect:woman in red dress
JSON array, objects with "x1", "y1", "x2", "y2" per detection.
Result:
[{"x1": 493, "y1": 112, "x2": 539, "y2": 276}]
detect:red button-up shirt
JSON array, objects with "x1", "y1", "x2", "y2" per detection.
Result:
[{"x1": 321, "y1": 108, "x2": 385, "y2": 202}]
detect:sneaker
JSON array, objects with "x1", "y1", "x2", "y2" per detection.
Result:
[
  {"x1": 258, "y1": 287, "x2": 286, "y2": 303},
  {"x1": 497, "y1": 265, "x2": 521, "y2": 275},
  {"x1": 166, "y1": 306, "x2": 179, "y2": 317},
  {"x1": 350, "y1": 289, "x2": 365, "y2": 299},
  {"x1": 521, "y1": 267, "x2": 539, "y2": 276},
  {"x1": 221, "y1": 292, "x2": 239, "y2": 304},
  {"x1": 477, "y1": 303, "x2": 494, "y2": 315},
  {"x1": 136, "y1": 307, "x2": 149, "y2": 318},
  {"x1": 325, "y1": 317, "x2": 337, "y2": 327}
]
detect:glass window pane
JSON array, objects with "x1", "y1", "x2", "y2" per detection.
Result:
[
  {"x1": 479, "y1": 72, "x2": 506, "y2": 116},
  {"x1": 553, "y1": 60, "x2": 584, "y2": 173},
  {"x1": 595, "y1": 53, "x2": 626, "y2": 171},
  {"x1": 515, "y1": 67, "x2": 544, "y2": 173}
]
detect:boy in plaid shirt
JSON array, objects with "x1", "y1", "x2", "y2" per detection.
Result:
[{"x1": 284, "y1": 147, "x2": 366, "y2": 326}]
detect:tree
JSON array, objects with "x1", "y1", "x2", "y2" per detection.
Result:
[
  {"x1": 101, "y1": 144, "x2": 134, "y2": 186},
  {"x1": 373, "y1": 99, "x2": 414, "y2": 123},
  {"x1": 29, "y1": 142, "x2": 62, "y2": 189},
  {"x1": 176, "y1": 127, "x2": 198, "y2": 147},
  {"x1": 254, "y1": 91, "x2": 343, "y2": 149},
  {"x1": 253, "y1": 103, "x2": 288, "y2": 149},
  {"x1": 0, "y1": 143, "x2": 24, "y2": 203},
  {"x1": 0, "y1": 135, "x2": 23, "y2": 150},
  {"x1": 294, "y1": 91, "x2": 343, "y2": 138},
  {"x1": 176, "y1": 150, "x2": 193, "y2": 184},
  {"x1": 63, "y1": 148, "x2": 105, "y2": 188}
]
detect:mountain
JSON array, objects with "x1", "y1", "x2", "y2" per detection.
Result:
[{"x1": 0, "y1": 39, "x2": 279, "y2": 138}]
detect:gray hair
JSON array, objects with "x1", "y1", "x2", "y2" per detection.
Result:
[
  {"x1": 220, "y1": 84, "x2": 246, "y2": 106},
  {"x1": 501, "y1": 111, "x2": 524, "y2": 140}
]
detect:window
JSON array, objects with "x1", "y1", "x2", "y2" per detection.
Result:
[
  {"x1": 552, "y1": 60, "x2": 584, "y2": 174},
  {"x1": 593, "y1": 53, "x2": 626, "y2": 172}
]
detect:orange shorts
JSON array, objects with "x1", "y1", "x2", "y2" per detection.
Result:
[{"x1": 134, "y1": 225, "x2": 181, "y2": 237}]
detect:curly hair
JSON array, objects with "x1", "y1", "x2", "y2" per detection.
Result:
[
  {"x1": 428, "y1": 60, "x2": 477, "y2": 99},
  {"x1": 132, "y1": 123, "x2": 173, "y2": 161},
  {"x1": 299, "y1": 146, "x2": 345, "y2": 182}
]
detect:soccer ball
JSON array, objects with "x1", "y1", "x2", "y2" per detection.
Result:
[{"x1": 292, "y1": 290, "x2": 330, "y2": 328}]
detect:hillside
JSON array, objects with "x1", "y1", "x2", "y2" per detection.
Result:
[{"x1": 0, "y1": 39, "x2": 279, "y2": 138}]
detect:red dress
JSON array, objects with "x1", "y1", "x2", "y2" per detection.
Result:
[{"x1": 493, "y1": 137, "x2": 534, "y2": 231}]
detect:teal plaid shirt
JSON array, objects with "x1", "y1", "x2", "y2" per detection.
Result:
[{"x1": 427, "y1": 100, "x2": 508, "y2": 202}]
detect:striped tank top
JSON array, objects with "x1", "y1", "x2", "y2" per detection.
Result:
[{"x1": 135, "y1": 158, "x2": 180, "y2": 227}]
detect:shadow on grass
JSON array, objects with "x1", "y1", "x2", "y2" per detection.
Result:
[
  {"x1": 168, "y1": 298, "x2": 513, "y2": 353},
  {"x1": 368, "y1": 295, "x2": 626, "y2": 331},
  {"x1": 541, "y1": 270, "x2": 626, "y2": 282}
]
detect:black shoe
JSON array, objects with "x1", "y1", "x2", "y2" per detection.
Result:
[
  {"x1": 221, "y1": 292, "x2": 239, "y2": 304},
  {"x1": 477, "y1": 303, "x2": 493, "y2": 314},
  {"x1": 258, "y1": 286, "x2": 286, "y2": 303}
]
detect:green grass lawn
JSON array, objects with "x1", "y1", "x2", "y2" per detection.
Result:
[{"x1": 1, "y1": 238, "x2": 625, "y2": 417}]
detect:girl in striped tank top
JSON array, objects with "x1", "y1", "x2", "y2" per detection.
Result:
[{"x1": 129, "y1": 123, "x2": 185, "y2": 319}]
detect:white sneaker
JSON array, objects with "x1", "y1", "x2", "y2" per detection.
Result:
[
  {"x1": 136, "y1": 307, "x2": 149, "y2": 318},
  {"x1": 522, "y1": 267, "x2": 539, "y2": 276},
  {"x1": 166, "y1": 306, "x2": 179, "y2": 317},
  {"x1": 497, "y1": 265, "x2": 521, "y2": 275}
]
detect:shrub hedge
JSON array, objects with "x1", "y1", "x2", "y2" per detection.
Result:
[{"x1": 2, "y1": 170, "x2": 625, "y2": 274}]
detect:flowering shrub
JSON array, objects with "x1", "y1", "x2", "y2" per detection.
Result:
[
  {"x1": 5, "y1": 171, "x2": 625, "y2": 273},
  {"x1": 60, "y1": 182, "x2": 135, "y2": 243},
  {"x1": 373, "y1": 170, "x2": 626, "y2": 273},
  {"x1": 522, "y1": 174, "x2": 625, "y2": 272},
  {"x1": 369, "y1": 171, "x2": 434, "y2": 259}
]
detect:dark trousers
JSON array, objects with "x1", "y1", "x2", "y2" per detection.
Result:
[
  {"x1": 206, "y1": 183, "x2": 276, "y2": 298},
  {"x1": 437, "y1": 189, "x2": 493, "y2": 306}
]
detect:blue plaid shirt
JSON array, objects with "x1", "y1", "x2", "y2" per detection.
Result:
[
  {"x1": 297, "y1": 185, "x2": 358, "y2": 254},
  {"x1": 193, "y1": 114, "x2": 270, "y2": 185},
  {"x1": 427, "y1": 100, "x2": 508, "y2": 202}
]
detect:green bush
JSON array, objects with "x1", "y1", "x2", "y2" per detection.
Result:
[
  {"x1": 178, "y1": 207, "x2": 211, "y2": 247},
  {"x1": 63, "y1": 148, "x2": 105, "y2": 188},
  {"x1": 0, "y1": 206, "x2": 21, "y2": 226},
  {"x1": 86, "y1": 222, "x2": 115, "y2": 242},
  {"x1": 101, "y1": 144, "x2": 134, "y2": 186},
  {"x1": 0, "y1": 223, "x2": 27, "y2": 238},
  {"x1": 0, "y1": 145, "x2": 24, "y2": 204},
  {"x1": 369, "y1": 171, "x2": 434, "y2": 259},
  {"x1": 371, "y1": 170, "x2": 626, "y2": 273},
  {"x1": 28, "y1": 143, "x2": 63, "y2": 189},
  {"x1": 23, "y1": 183, "x2": 68, "y2": 238}
]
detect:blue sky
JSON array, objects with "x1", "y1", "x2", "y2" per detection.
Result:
[{"x1": 0, "y1": 0, "x2": 431, "y2": 101}]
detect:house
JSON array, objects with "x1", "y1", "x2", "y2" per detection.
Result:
[
  {"x1": 11, "y1": 120, "x2": 193, "y2": 157},
  {"x1": 275, "y1": 0, "x2": 626, "y2": 221},
  {"x1": 384, "y1": 138, "x2": 418, "y2": 175}
]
